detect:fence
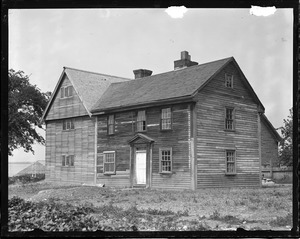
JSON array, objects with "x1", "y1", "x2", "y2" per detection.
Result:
[{"x1": 261, "y1": 167, "x2": 292, "y2": 183}]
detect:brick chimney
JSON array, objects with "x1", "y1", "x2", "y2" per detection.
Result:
[
  {"x1": 133, "y1": 69, "x2": 153, "y2": 79},
  {"x1": 174, "y1": 51, "x2": 198, "y2": 70}
]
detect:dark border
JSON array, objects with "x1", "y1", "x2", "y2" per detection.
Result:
[{"x1": 1, "y1": 0, "x2": 299, "y2": 238}]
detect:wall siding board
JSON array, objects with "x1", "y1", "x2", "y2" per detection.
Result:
[
  {"x1": 45, "y1": 116, "x2": 95, "y2": 183},
  {"x1": 261, "y1": 118, "x2": 279, "y2": 167},
  {"x1": 46, "y1": 75, "x2": 88, "y2": 120},
  {"x1": 96, "y1": 103, "x2": 192, "y2": 189},
  {"x1": 195, "y1": 62, "x2": 260, "y2": 188}
]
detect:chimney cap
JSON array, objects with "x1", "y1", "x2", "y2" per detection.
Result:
[
  {"x1": 174, "y1": 51, "x2": 198, "y2": 70},
  {"x1": 133, "y1": 69, "x2": 152, "y2": 79}
]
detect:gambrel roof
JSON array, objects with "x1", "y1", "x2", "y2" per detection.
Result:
[
  {"x1": 90, "y1": 57, "x2": 264, "y2": 113},
  {"x1": 42, "y1": 67, "x2": 130, "y2": 120}
]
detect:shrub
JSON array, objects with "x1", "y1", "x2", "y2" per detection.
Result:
[{"x1": 9, "y1": 174, "x2": 45, "y2": 185}]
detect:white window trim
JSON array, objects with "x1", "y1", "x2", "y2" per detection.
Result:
[
  {"x1": 225, "y1": 150, "x2": 236, "y2": 175},
  {"x1": 103, "y1": 151, "x2": 116, "y2": 175},
  {"x1": 159, "y1": 147, "x2": 173, "y2": 174},
  {"x1": 136, "y1": 110, "x2": 147, "y2": 132},
  {"x1": 161, "y1": 108, "x2": 172, "y2": 130}
]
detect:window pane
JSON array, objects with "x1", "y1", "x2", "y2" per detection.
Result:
[
  {"x1": 137, "y1": 111, "x2": 146, "y2": 120},
  {"x1": 61, "y1": 87, "x2": 64, "y2": 98},
  {"x1": 108, "y1": 125, "x2": 114, "y2": 134},
  {"x1": 62, "y1": 156, "x2": 65, "y2": 166},
  {"x1": 68, "y1": 86, "x2": 73, "y2": 97},
  {"x1": 70, "y1": 155, "x2": 74, "y2": 166},
  {"x1": 108, "y1": 115, "x2": 114, "y2": 124}
]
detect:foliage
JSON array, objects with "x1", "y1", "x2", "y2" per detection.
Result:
[
  {"x1": 8, "y1": 69, "x2": 51, "y2": 155},
  {"x1": 278, "y1": 108, "x2": 293, "y2": 166},
  {"x1": 269, "y1": 213, "x2": 292, "y2": 227},
  {"x1": 8, "y1": 174, "x2": 45, "y2": 185}
]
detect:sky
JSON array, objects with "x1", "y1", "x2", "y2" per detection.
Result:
[{"x1": 8, "y1": 8, "x2": 293, "y2": 163}]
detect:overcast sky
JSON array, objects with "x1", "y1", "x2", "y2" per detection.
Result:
[{"x1": 8, "y1": 8, "x2": 293, "y2": 162}]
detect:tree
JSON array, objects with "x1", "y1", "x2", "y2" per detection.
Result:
[
  {"x1": 8, "y1": 69, "x2": 51, "y2": 156},
  {"x1": 278, "y1": 108, "x2": 293, "y2": 166}
]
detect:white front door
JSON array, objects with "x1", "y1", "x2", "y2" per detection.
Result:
[{"x1": 135, "y1": 150, "x2": 146, "y2": 184}]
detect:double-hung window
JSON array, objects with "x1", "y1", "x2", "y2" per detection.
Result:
[
  {"x1": 107, "y1": 115, "x2": 115, "y2": 135},
  {"x1": 225, "y1": 150, "x2": 236, "y2": 174},
  {"x1": 61, "y1": 85, "x2": 73, "y2": 98},
  {"x1": 161, "y1": 108, "x2": 172, "y2": 130},
  {"x1": 103, "y1": 151, "x2": 116, "y2": 174},
  {"x1": 136, "y1": 110, "x2": 146, "y2": 132},
  {"x1": 225, "y1": 108, "x2": 234, "y2": 130},
  {"x1": 225, "y1": 74, "x2": 233, "y2": 88},
  {"x1": 63, "y1": 119, "x2": 75, "y2": 130},
  {"x1": 62, "y1": 155, "x2": 75, "y2": 167},
  {"x1": 159, "y1": 148, "x2": 172, "y2": 173}
]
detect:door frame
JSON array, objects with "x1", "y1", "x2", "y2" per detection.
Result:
[
  {"x1": 130, "y1": 143, "x2": 153, "y2": 188},
  {"x1": 135, "y1": 149, "x2": 147, "y2": 185}
]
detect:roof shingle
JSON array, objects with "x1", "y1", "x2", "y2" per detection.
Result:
[{"x1": 91, "y1": 57, "x2": 233, "y2": 112}]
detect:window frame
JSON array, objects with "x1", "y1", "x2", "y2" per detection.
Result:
[
  {"x1": 62, "y1": 119, "x2": 75, "y2": 131},
  {"x1": 225, "y1": 150, "x2": 236, "y2": 175},
  {"x1": 159, "y1": 147, "x2": 173, "y2": 174},
  {"x1": 225, "y1": 73, "x2": 233, "y2": 88},
  {"x1": 103, "y1": 151, "x2": 116, "y2": 175},
  {"x1": 224, "y1": 107, "x2": 235, "y2": 131},
  {"x1": 62, "y1": 155, "x2": 75, "y2": 167},
  {"x1": 60, "y1": 85, "x2": 74, "y2": 99},
  {"x1": 136, "y1": 110, "x2": 147, "y2": 132},
  {"x1": 107, "y1": 115, "x2": 115, "y2": 135},
  {"x1": 160, "y1": 107, "x2": 172, "y2": 131}
]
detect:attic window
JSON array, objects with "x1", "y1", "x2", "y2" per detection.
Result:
[
  {"x1": 225, "y1": 74, "x2": 233, "y2": 88},
  {"x1": 61, "y1": 86, "x2": 73, "y2": 98}
]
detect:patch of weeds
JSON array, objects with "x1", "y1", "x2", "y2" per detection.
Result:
[
  {"x1": 141, "y1": 208, "x2": 174, "y2": 216},
  {"x1": 222, "y1": 215, "x2": 241, "y2": 224},
  {"x1": 249, "y1": 205, "x2": 258, "y2": 211},
  {"x1": 269, "y1": 213, "x2": 292, "y2": 227},
  {"x1": 210, "y1": 210, "x2": 221, "y2": 220},
  {"x1": 249, "y1": 196, "x2": 261, "y2": 204},
  {"x1": 250, "y1": 226, "x2": 262, "y2": 230},
  {"x1": 176, "y1": 208, "x2": 189, "y2": 217}
]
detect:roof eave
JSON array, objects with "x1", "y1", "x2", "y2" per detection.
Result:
[
  {"x1": 261, "y1": 114, "x2": 282, "y2": 142},
  {"x1": 91, "y1": 95, "x2": 195, "y2": 115}
]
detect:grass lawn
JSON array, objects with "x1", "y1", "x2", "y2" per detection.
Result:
[{"x1": 8, "y1": 180, "x2": 292, "y2": 231}]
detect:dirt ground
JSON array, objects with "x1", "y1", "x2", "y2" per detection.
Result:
[{"x1": 8, "y1": 180, "x2": 293, "y2": 231}]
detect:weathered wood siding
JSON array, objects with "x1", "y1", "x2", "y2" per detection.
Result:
[
  {"x1": 45, "y1": 116, "x2": 95, "y2": 183},
  {"x1": 195, "y1": 62, "x2": 260, "y2": 188},
  {"x1": 46, "y1": 74, "x2": 88, "y2": 120},
  {"x1": 96, "y1": 103, "x2": 193, "y2": 189},
  {"x1": 261, "y1": 118, "x2": 279, "y2": 167}
]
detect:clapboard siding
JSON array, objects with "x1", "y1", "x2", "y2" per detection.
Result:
[
  {"x1": 45, "y1": 116, "x2": 95, "y2": 183},
  {"x1": 96, "y1": 103, "x2": 193, "y2": 189},
  {"x1": 152, "y1": 172, "x2": 191, "y2": 190},
  {"x1": 261, "y1": 118, "x2": 279, "y2": 166},
  {"x1": 197, "y1": 173, "x2": 260, "y2": 188},
  {"x1": 46, "y1": 75, "x2": 88, "y2": 120},
  {"x1": 195, "y1": 61, "x2": 260, "y2": 188}
]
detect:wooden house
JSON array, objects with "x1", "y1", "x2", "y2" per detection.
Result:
[{"x1": 42, "y1": 51, "x2": 281, "y2": 189}]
